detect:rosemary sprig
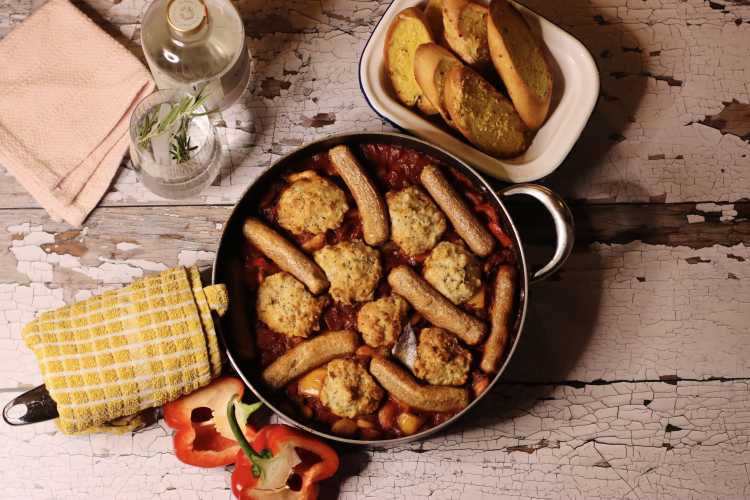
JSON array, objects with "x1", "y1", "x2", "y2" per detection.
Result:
[
  {"x1": 136, "y1": 86, "x2": 210, "y2": 148},
  {"x1": 137, "y1": 109, "x2": 159, "y2": 149},
  {"x1": 170, "y1": 118, "x2": 198, "y2": 164}
]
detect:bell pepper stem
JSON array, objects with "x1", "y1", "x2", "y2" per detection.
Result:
[{"x1": 226, "y1": 395, "x2": 271, "y2": 478}]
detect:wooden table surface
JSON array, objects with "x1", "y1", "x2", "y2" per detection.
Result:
[{"x1": 2, "y1": 0, "x2": 750, "y2": 498}]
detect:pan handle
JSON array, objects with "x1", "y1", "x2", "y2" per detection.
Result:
[
  {"x1": 3, "y1": 384, "x2": 59, "y2": 425},
  {"x1": 499, "y1": 183, "x2": 574, "y2": 283}
]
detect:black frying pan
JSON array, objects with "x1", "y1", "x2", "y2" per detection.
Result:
[{"x1": 212, "y1": 132, "x2": 573, "y2": 445}]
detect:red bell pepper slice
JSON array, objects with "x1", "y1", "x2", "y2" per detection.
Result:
[
  {"x1": 227, "y1": 398, "x2": 339, "y2": 500},
  {"x1": 474, "y1": 202, "x2": 513, "y2": 248},
  {"x1": 163, "y1": 377, "x2": 257, "y2": 467}
]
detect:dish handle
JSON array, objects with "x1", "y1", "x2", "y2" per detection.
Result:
[
  {"x1": 498, "y1": 183, "x2": 574, "y2": 283},
  {"x1": 3, "y1": 384, "x2": 58, "y2": 425}
]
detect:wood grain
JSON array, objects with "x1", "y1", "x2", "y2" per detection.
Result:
[
  {"x1": 507, "y1": 200, "x2": 750, "y2": 249},
  {"x1": 1, "y1": 204, "x2": 748, "y2": 386},
  {"x1": 3, "y1": 379, "x2": 750, "y2": 499},
  {"x1": 0, "y1": 0, "x2": 748, "y2": 207},
  {"x1": 1, "y1": 203, "x2": 748, "y2": 498},
  {"x1": 1, "y1": 0, "x2": 749, "y2": 497}
]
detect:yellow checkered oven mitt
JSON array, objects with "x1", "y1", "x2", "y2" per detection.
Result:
[{"x1": 21, "y1": 266, "x2": 227, "y2": 434}]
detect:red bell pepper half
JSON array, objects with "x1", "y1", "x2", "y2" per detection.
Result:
[
  {"x1": 163, "y1": 377, "x2": 257, "y2": 467},
  {"x1": 227, "y1": 397, "x2": 339, "y2": 500}
]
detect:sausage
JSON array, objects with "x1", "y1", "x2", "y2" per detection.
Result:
[
  {"x1": 369, "y1": 356, "x2": 469, "y2": 412},
  {"x1": 328, "y1": 145, "x2": 389, "y2": 246},
  {"x1": 262, "y1": 330, "x2": 359, "y2": 389},
  {"x1": 243, "y1": 218, "x2": 329, "y2": 295},
  {"x1": 480, "y1": 265, "x2": 516, "y2": 373},
  {"x1": 420, "y1": 165, "x2": 495, "y2": 257},
  {"x1": 388, "y1": 266, "x2": 486, "y2": 345}
]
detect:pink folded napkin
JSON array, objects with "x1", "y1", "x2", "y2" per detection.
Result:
[{"x1": 0, "y1": 0, "x2": 154, "y2": 226}]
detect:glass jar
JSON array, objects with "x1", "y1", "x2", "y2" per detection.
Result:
[
  {"x1": 140, "y1": 0, "x2": 251, "y2": 111},
  {"x1": 129, "y1": 89, "x2": 221, "y2": 199}
]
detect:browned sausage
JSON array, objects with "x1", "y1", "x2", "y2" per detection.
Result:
[
  {"x1": 420, "y1": 165, "x2": 495, "y2": 257},
  {"x1": 243, "y1": 218, "x2": 329, "y2": 295},
  {"x1": 328, "y1": 145, "x2": 389, "y2": 246},
  {"x1": 387, "y1": 265, "x2": 487, "y2": 345},
  {"x1": 262, "y1": 330, "x2": 359, "y2": 389},
  {"x1": 369, "y1": 356, "x2": 469, "y2": 412},
  {"x1": 480, "y1": 265, "x2": 516, "y2": 373}
]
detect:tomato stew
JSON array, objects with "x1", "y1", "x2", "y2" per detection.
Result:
[{"x1": 241, "y1": 142, "x2": 519, "y2": 440}]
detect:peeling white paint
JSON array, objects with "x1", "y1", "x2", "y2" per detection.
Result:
[
  {"x1": 115, "y1": 242, "x2": 140, "y2": 252},
  {"x1": 79, "y1": 261, "x2": 145, "y2": 283},
  {"x1": 8, "y1": 226, "x2": 168, "y2": 285},
  {"x1": 6, "y1": 223, "x2": 40, "y2": 234},
  {"x1": 105, "y1": 258, "x2": 168, "y2": 273},
  {"x1": 73, "y1": 289, "x2": 93, "y2": 301},
  {"x1": 696, "y1": 203, "x2": 728, "y2": 213},
  {"x1": 11, "y1": 230, "x2": 53, "y2": 247},
  {"x1": 2, "y1": 379, "x2": 750, "y2": 499},
  {"x1": 0, "y1": 0, "x2": 748, "y2": 497},
  {"x1": 177, "y1": 250, "x2": 216, "y2": 267},
  {"x1": 695, "y1": 202, "x2": 738, "y2": 222}
]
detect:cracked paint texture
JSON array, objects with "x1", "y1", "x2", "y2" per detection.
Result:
[
  {"x1": 334, "y1": 380, "x2": 750, "y2": 499},
  {"x1": 0, "y1": 0, "x2": 748, "y2": 207},
  {"x1": 1, "y1": 208, "x2": 749, "y2": 386},
  {"x1": 0, "y1": 0, "x2": 749, "y2": 498},
  {"x1": 2, "y1": 380, "x2": 750, "y2": 499},
  {"x1": 0, "y1": 206, "x2": 748, "y2": 498}
]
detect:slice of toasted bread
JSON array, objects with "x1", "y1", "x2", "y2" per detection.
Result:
[
  {"x1": 414, "y1": 43, "x2": 463, "y2": 123},
  {"x1": 384, "y1": 7, "x2": 439, "y2": 115},
  {"x1": 424, "y1": 0, "x2": 445, "y2": 42},
  {"x1": 487, "y1": 0, "x2": 552, "y2": 129},
  {"x1": 442, "y1": 0, "x2": 491, "y2": 70},
  {"x1": 442, "y1": 65, "x2": 529, "y2": 158}
]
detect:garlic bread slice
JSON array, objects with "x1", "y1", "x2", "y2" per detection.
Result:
[
  {"x1": 413, "y1": 42, "x2": 463, "y2": 123},
  {"x1": 442, "y1": 0, "x2": 491, "y2": 70},
  {"x1": 487, "y1": 0, "x2": 552, "y2": 129},
  {"x1": 442, "y1": 65, "x2": 529, "y2": 158},
  {"x1": 384, "y1": 7, "x2": 439, "y2": 115}
]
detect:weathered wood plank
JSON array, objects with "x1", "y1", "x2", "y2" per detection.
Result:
[
  {"x1": 525, "y1": 0, "x2": 750, "y2": 204},
  {"x1": 3, "y1": 379, "x2": 749, "y2": 499},
  {"x1": 1, "y1": 0, "x2": 749, "y2": 209},
  {"x1": 1, "y1": 204, "x2": 748, "y2": 389},
  {"x1": 0, "y1": 0, "x2": 747, "y2": 496},
  {"x1": 512, "y1": 240, "x2": 750, "y2": 382},
  {"x1": 340, "y1": 379, "x2": 750, "y2": 499},
  {"x1": 510, "y1": 200, "x2": 750, "y2": 249}
]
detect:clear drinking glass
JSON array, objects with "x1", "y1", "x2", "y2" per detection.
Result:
[{"x1": 129, "y1": 89, "x2": 221, "y2": 199}]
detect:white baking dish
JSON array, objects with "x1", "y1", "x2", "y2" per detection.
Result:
[{"x1": 359, "y1": 0, "x2": 599, "y2": 183}]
